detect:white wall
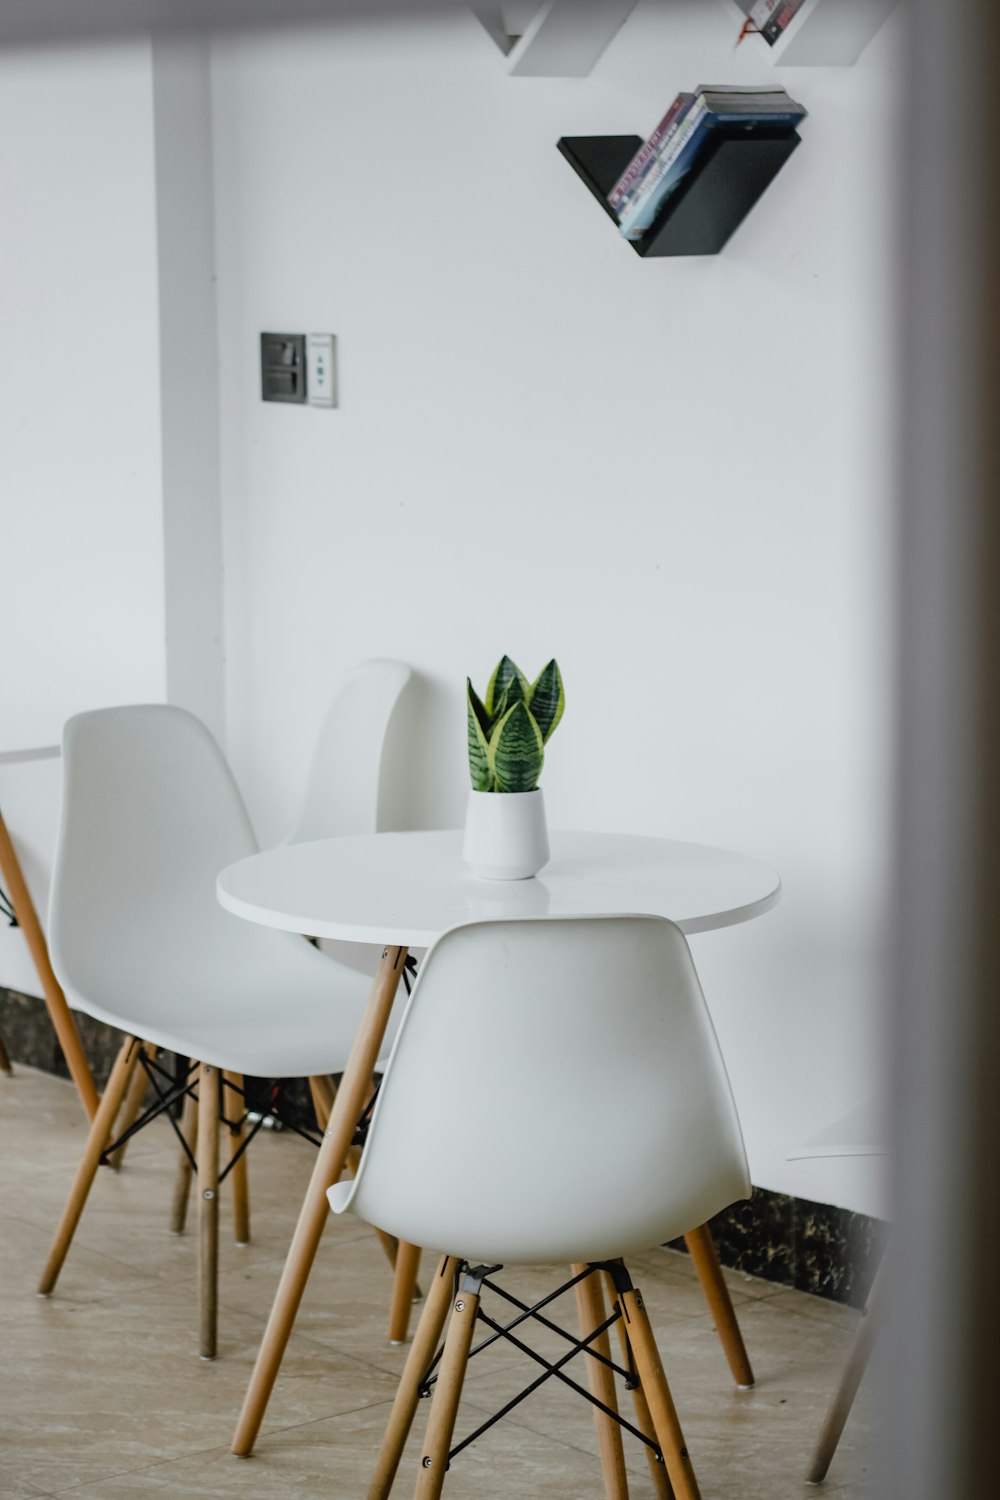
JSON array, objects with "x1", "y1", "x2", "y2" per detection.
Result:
[
  {"x1": 0, "y1": 40, "x2": 166, "y2": 995},
  {"x1": 152, "y1": 36, "x2": 226, "y2": 746},
  {"x1": 0, "y1": 8, "x2": 897, "y2": 1216},
  {"x1": 0, "y1": 40, "x2": 165, "y2": 750},
  {"x1": 211, "y1": 3, "x2": 899, "y2": 1214},
  {"x1": 0, "y1": 37, "x2": 227, "y2": 995}
]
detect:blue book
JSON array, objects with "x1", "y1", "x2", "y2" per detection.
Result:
[{"x1": 618, "y1": 90, "x2": 806, "y2": 241}]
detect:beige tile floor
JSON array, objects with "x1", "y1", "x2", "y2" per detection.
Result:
[{"x1": 0, "y1": 1066, "x2": 875, "y2": 1498}]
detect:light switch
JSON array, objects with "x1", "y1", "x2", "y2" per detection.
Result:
[
  {"x1": 261, "y1": 333, "x2": 307, "y2": 403},
  {"x1": 307, "y1": 334, "x2": 336, "y2": 408}
]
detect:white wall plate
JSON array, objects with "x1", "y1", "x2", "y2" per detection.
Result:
[{"x1": 307, "y1": 332, "x2": 336, "y2": 407}]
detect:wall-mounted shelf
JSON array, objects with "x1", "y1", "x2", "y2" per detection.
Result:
[
  {"x1": 719, "y1": 0, "x2": 898, "y2": 67},
  {"x1": 469, "y1": 1, "x2": 638, "y2": 77},
  {"x1": 558, "y1": 128, "x2": 801, "y2": 257}
]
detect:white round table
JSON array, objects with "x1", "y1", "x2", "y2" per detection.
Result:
[
  {"x1": 217, "y1": 829, "x2": 781, "y2": 946},
  {"x1": 220, "y1": 829, "x2": 780, "y2": 1457}
]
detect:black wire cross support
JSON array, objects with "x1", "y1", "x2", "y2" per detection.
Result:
[
  {"x1": 84, "y1": 912, "x2": 417, "y2": 1177},
  {"x1": 98, "y1": 1049, "x2": 200, "y2": 1168},
  {"x1": 0, "y1": 883, "x2": 18, "y2": 927},
  {"x1": 96, "y1": 1044, "x2": 385, "y2": 1176},
  {"x1": 418, "y1": 1261, "x2": 666, "y2": 1468}
]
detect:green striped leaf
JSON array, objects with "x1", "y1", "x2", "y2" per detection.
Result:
[
  {"x1": 526, "y1": 658, "x2": 564, "y2": 744},
  {"x1": 488, "y1": 685, "x2": 508, "y2": 732},
  {"x1": 487, "y1": 700, "x2": 544, "y2": 793},
  {"x1": 485, "y1": 655, "x2": 528, "y2": 720},
  {"x1": 467, "y1": 677, "x2": 490, "y2": 736},
  {"x1": 467, "y1": 679, "x2": 493, "y2": 791}
]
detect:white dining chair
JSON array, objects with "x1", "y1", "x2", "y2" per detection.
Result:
[
  {"x1": 328, "y1": 914, "x2": 752, "y2": 1500},
  {"x1": 288, "y1": 657, "x2": 412, "y2": 845},
  {"x1": 788, "y1": 1100, "x2": 887, "y2": 1486},
  {"x1": 36, "y1": 703, "x2": 401, "y2": 1359},
  {"x1": 166, "y1": 657, "x2": 412, "y2": 1224}
]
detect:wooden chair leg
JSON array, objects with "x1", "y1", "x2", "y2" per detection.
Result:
[
  {"x1": 198, "y1": 1061, "x2": 221, "y2": 1360},
  {"x1": 0, "y1": 805, "x2": 99, "y2": 1120},
  {"x1": 106, "y1": 1042, "x2": 155, "y2": 1172},
  {"x1": 414, "y1": 1274, "x2": 479, "y2": 1500},
  {"x1": 368, "y1": 1255, "x2": 460, "y2": 1500},
  {"x1": 37, "y1": 1036, "x2": 140, "y2": 1296},
  {"x1": 806, "y1": 1259, "x2": 885, "y2": 1484},
  {"x1": 603, "y1": 1271, "x2": 673, "y2": 1500},
  {"x1": 620, "y1": 1281, "x2": 701, "y2": 1500},
  {"x1": 169, "y1": 1085, "x2": 199, "y2": 1234},
  {"x1": 356, "y1": 1153, "x2": 405, "y2": 1280},
  {"x1": 223, "y1": 1070, "x2": 250, "y2": 1245},
  {"x1": 573, "y1": 1264, "x2": 629, "y2": 1500},
  {"x1": 231, "y1": 946, "x2": 407, "y2": 1456},
  {"x1": 389, "y1": 1241, "x2": 423, "y2": 1345},
  {"x1": 313, "y1": 1071, "x2": 412, "y2": 1291},
  {"x1": 684, "y1": 1223, "x2": 754, "y2": 1388},
  {"x1": 0, "y1": 1029, "x2": 12, "y2": 1075}
]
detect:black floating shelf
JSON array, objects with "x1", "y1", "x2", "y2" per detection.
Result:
[{"x1": 557, "y1": 128, "x2": 801, "y2": 257}]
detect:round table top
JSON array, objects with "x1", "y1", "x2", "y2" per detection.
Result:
[{"x1": 217, "y1": 830, "x2": 781, "y2": 948}]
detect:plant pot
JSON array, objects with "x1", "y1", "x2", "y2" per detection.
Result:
[{"x1": 462, "y1": 788, "x2": 550, "y2": 881}]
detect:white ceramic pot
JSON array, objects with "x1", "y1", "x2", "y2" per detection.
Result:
[{"x1": 462, "y1": 788, "x2": 550, "y2": 880}]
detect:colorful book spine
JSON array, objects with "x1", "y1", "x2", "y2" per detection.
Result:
[
  {"x1": 607, "y1": 93, "x2": 693, "y2": 215},
  {"x1": 617, "y1": 99, "x2": 708, "y2": 239},
  {"x1": 618, "y1": 101, "x2": 805, "y2": 241},
  {"x1": 749, "y1": 0, "x2": 782, "y2": 25},
  {"x1": 762, "y1": 0, "x2": 809, "y2": 45}
]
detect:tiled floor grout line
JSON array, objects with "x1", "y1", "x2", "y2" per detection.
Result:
[{"x1": 4, "y1": 1072, "x2": 875, "y2": 1499}]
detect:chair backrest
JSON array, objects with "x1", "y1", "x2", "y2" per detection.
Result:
[
  {"x1": 287, "y1": 659, "x2": 412, "y2": 844},
  {"x1": 49, "y1": 704, "x2": 264, "y2": 1029},
  {"x1": 342, "y1": 915, "x2": 751, "y2": 1265}
]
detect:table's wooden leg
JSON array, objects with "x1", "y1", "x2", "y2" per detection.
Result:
[
  {"x1": 231, "y1": 945, "x2": 408, "y2": 1457},
  {"x1": 805, "y1": 1257, "x2": 885, "y2": 1484},
  {"x1": 0, "y1": 1030, "x2": 12, "y2": 1075},
  {"x1": 388, "y1": 1240, "x2": 422, "y2": 1344},
  {"x1": 573, "y1": 1264, "x2": 630, "y2": 1500},
  {"x1": 683, "y1": 1223, "x2": 754, "y2": 1388},
  {"x1": 313, "y1": 1071, "x2": 411, "y2": 1290},
  {"x1": 224, "y1": 1070, "x2": 251, "y2": 1245},
  {"x1": 308, "y1": 1073, "x2": 335, "y2": 1131},
  {"x1": 0, "y1": 806, "x2": 98, "y2": 1120}
]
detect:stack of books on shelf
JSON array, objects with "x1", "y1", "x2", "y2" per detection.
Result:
[
  {"x1": 747, "y1": 0, "x2": 809, "y2": 46},
  {"x1": 607, "y1": 83, "x2": 807, "y2": 241}
]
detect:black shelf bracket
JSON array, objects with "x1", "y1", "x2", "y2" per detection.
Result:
[{"x1": 557, "y1": 127, "x2": 801, "y2": 257}]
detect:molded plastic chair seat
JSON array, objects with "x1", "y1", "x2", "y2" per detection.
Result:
[
  {"x1": 288, "y1": 658, "x2": 412, "y2": 844},
  {"x1": 330, "y1": 915, "x2": 749, "y2": 1265},
  {"x1": 71, "y1": 939, "x2": 375, "y2": 1079},
  {"x1": 38, "y1": 699, "x2": 409, "y2": 1361},
  {"x1": 48, "y1": 704, "x2": 395, "y2": 1074},
  {"x1": 328, "y1": 915, "x2": 751, "y2": 1498}
]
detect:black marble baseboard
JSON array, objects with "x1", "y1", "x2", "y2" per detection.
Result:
[
  {"x1": 670, "y1": 1188, "x2": 886, "y2": 1310},
  {"x1": 0, "y1": 986, "x2": 317, "y2": 1123},
  {"x1": 3, "y1": 984, "x2": 886, "y2": 1307},
  {"x1": 0, "y1": 984, "x2": 124, "y2": 1090}
]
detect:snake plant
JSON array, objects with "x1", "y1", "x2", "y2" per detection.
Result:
[{"x1": 467, "y1": 656, "x2": 565, "y2": 793}]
